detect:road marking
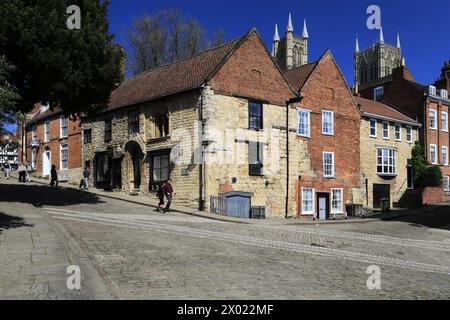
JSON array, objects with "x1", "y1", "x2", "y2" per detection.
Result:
[{"x1": 46, "y1": 209, "x2": 450, "y2": 276}]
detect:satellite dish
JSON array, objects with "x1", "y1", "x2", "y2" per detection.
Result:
[{"x1": 170, "y1": 144, "x2": 180, "y2": 164}]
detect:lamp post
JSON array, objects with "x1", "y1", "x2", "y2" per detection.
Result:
[{"x1": 285, "y1": 96, "x2": 303, "y2": 219}]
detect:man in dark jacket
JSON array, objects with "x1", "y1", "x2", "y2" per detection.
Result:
[
  {"x1": 50, "y1": 165, "x2": 58, "y2": 188},
  {"x1": 163, "y1": 179, "x2": 175, "y2": 213}
]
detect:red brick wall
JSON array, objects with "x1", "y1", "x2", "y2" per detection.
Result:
[
  {"x1": 296, "y1": 53, "x2": 362, "y2": 218},
  {"x1": 422, "y1": 187, "x2": 444, "y2": 205},
  {"x1": 25, "y1": 114, "x2": 82, "y2": 175},
  {"x1": 209, "y1": 30, "x2": 296, "y2": 106}
]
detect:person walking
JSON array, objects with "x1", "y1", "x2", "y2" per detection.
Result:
[
  {"x1": 50, "y1": 165, "x2": 58, "y2": 188},
  {"x1": 80, "y1": 166, "x2": 90, "y2": 190},
  {"x1": 155, "y1": 183, "x2": 165, "y2": 213},
  {"x1": 3, "y1": 161, "x2": 10, "y2": 179},
  {"x1": 163, "y1": 179, "x2": 175, "y2": 213},
  {"x1": 18, "y1": 163, "x2": 26, "y2": 183},
  {"x1": 25, "y1": 162, "x2": 31, "y2": 182}
]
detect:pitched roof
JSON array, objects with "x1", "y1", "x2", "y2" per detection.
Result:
[
  {"x1": 354, "y1": 96, "x2": 419, "y2": 125},
  {"x1": 108, "y1": 34, "x2": 246, "y2": 111},
  {"x1": 283, "y1": 61, "x2": 318, "y2": 92}
]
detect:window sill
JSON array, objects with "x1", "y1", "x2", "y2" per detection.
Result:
[
  {"x1": 322, "y1": 133, "x2": 334, "y2": 136},
  {"x1": 301, "y1": 212, "x2": 314, "y2": 216},
  {"x1": 248, "y1": 128, "x2": 264, "y2": 132},
  {"x1": 377, "y1": 173, "x2": 397, "y2": 177},
  {"x1": 370, "y1": 135, "x2": 377, "y2": 138},
  {"x1": 324, "y1": 176, "x2": 335, "y2": 179},
  {"x1": 297, "y1": 134, "x2": 311, "y2": 139},
  {"x1": 148, "y1": 136, "x2": 171, "y2": 143}
]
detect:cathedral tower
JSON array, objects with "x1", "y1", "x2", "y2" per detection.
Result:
[
  {"x1": 272, "y1": 13, "x2": 309, "y2": 71},
  {"x1": 354, "y1": 29, "x2": 404, "y2": 91}
]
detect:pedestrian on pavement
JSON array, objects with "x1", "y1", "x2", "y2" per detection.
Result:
[
  {"x1": 163, "y1": 179, "x2": 175, "y2": 213},
  {"x1": 25, "y1": 162, "x2": 31, "y2": 182},
  {"x1": 155, "y1": 183, "x2": 165, "y2": 212},
  {"x1": 50, "y1": 165, "x2": 58, "y2": 188},
  {"x1": 18, "y1": 163, "x2": 27, "y2": 183},
  {"x1": 3, "y1": 161, "x2": 10, "y2": 179},
  {"x1": 80, "y1": 166, "x2": 90, "y2": 190}
]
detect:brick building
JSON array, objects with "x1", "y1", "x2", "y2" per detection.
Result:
[
  {"x1": 357, "y1": 63, "x2": 450, "y2": 201},
  {"x1": 284, "y1": 51, "x2": 363, "y2": 219},
  {"x1": 21, "y1": 103, "x2": 83, "y2": 184},
  {"x1": 82, "y1": 29, "x2": 364, "y2": 218},
  {"x1": 355, "y1": 97, "x2": 420, "y2": 209}
]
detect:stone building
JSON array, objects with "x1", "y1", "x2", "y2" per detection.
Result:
[
  {"x1": 82, "y1": 29, "x2": 364, "y2": 218},
  {"x1": 284, "y1": 51, "x2": 364, "y2": 219},
  {"x1": 355, "y1": 97, "x2": 420, "y2": 209},
  {"x1": 272, "y1": 13, "x2": 309, "y2": 71},
  {"x1": 357, "y1": 63, "x2": 450, "y2": 202},
  {"x1": 354, "y1": 29, "x2": 404, "y2": 92},
  {"x1": 21, "y1": 103, "x2": 83, "y2": 184}
]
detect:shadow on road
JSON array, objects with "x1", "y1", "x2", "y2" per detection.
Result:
[
  {"x1": 383, "y1": 206, "x2": 450, "y2": 231},
  {"x1": 0, "y1": 182, "x2": 105, "y2": 207},
  {"x1": 0, "y1": 212, "x2": 34, "y2": 234}
]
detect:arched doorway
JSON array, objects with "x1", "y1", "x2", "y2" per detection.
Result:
[{"x1": 125, "y1": 141, "x2": 144, "y2": 190}]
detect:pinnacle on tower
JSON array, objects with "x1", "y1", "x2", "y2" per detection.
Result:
[
  {"x1": 287, "y1": 13, "x2": 293, "y2": 32},
  {"x1": 355, "y1": 35, "x2": 360, "y2": 53},
  {"x1": 379, "y1": 27, "x2": 384, "y2": 44},
  {"x1": 274, "y1": 24, "x2": 280, "y2": 42},
  {"x1": 302, "y1": 19, "x2": 309, "y2": 38},
  {"x1": 396, "y1": 33, "x2": 401, "y2": 49}
]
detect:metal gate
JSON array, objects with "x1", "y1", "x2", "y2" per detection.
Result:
[{"x1": 210, "y1": 192, "x2": 254, "y2": 219}]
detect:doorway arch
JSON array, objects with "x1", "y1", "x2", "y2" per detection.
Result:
[{"x1": 125, "y1": 141, "x2": 144, "y2": 190}]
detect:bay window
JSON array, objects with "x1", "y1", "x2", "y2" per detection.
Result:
[{"x1": 377, "y1": 148, "x2": 397, "y2": 175}]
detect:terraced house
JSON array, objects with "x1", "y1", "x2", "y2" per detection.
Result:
[
  {"x1": 357, "y1": 62, "x2": 450, "y2": 203},
  {"x1": 21, "y1": 103, "x2": 83, "y2": 184},
  {"x1": 355, "y1": 97, "x2": 420, "y2": 210},
  {"x1": 82, "y1": 28, "x2": 365, "y2": 218}
]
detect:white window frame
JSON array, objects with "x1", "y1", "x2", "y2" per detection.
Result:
[
  {"x1": 382, "y1": 121, "x2": 390, "y2": 140},
  {"x1": 60, "y1": 144, "x2": 68, "y2": 170},
  {"x1": 32, "y1": 126, "x2": 37, "y2": 140},
  {"x1": 322, "y1": 110, "x2": 334, "y2": 135},
  {"x1": 406, "y1": 126, "x2": 413, "y2": 143},
  {"x1": 369, "y1": 119, "x2": 377, "y2": 138},
  {"x1": 442, "y1": 112, "x2": 448, "y2": 132},
  {"x1": 440, "y1": 89, "x2": 448, "y2": 100},
  {"x1": 444, "y1": 175, "x2": 450, "y2": 192},
  {"x1": 44, "y1": 121, "x2": 50, "y2": 143},
  {"x1": 442, "y1": 146, "x2": 449, "y2": 166},
  {"x1": 331, "y1": 188, "x2": 344, "y2": 214},
  {"x1": 60, "y1": 115, "x2": 69, "y2": 138},
  {"x1": 377, "y1": 148, "x2": 397, "y2": 176},
  {"x1": 394, "y1": 124, "x2": 402, "y2": 141},
  {"x1": 297, "y1": 108, "x2": 311, "y2": 138},
  {"x1": 429, "y1": 109, "x2": 437, "y2": 130},
  {"x1": 430, "y1": 144, "x2": 438, "y2": 165},
  {"x1": 301, "y1": 187, "x2": 315, "y2": 215},
  {"x1": 374, "y1": 86, "x2": 384, "y2": 101},
  {"x1": 323, "y1": 152, "x2": 335, "y2": 178},
  {"x1": 428, "y1": 85, "x2": 437, "y2": 96}
]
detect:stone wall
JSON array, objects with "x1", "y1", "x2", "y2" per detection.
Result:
[{"x1": 82, "y1": 91, "x2": 202, "y2": 209}]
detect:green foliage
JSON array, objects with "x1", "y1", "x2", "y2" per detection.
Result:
[
  {"x1": 0, "y1": 55, "x2": 20, "y2": 132},
  {"x1": 416, "y1": 165, "x2": 443, "y2": 188},
  {"x1": 411, "y1": 142, "x2": 428, "y2": 183},
  {"x1": 412, "y1": 142, "x2": 443, "y2": 188},
  {"x1": 0, "y1": 0, "x2": 124, "y2": 116}
]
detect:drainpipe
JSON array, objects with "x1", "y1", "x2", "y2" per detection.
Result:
[
  {"x1": 198, "y1": 85, "x2": 206, "y2": 211},
  {"x1": 285, "y1": 96, "x2": 303, "y2": 219}
]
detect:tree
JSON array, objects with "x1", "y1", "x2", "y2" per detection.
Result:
[
  {"x1": 127, "y1": 9, "x2": 226, "y2": 75},
  {"x1": 411, "y1": 141, "x2": 443, "y2": 188},
  {"x1": 411, "y1": 142, "x2": 428, "y2": 183},
  {"x1": 0, "y1": 0, "x2": 124, "y2": 116},
  {"x1": 0, "y1": 55, "x2": 20, "y2": 132}
]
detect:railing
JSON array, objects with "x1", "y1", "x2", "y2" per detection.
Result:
[{"x1": 210, "y1": 195, "x2": 227, "y2": 215}]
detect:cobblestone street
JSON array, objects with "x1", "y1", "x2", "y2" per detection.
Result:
[{"x1": 1, "y1": 180, "x2": 450, "y2": 299}]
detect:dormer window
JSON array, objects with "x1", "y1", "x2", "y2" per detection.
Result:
[
  {"x1": 40, "y1": 102, "x2": 50, "y2": 113},
  {"x1": 374, "y1": 86, "x2": 384, "y2": 101},
  {"x1": 428, "y1": 85, "x2": 437, "y2": 96},
  {"x1": 441, "y1": 89, "x2": 448, "y2": 100}
]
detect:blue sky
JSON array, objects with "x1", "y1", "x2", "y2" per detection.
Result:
[
  {"x1": 109, "y1": 0, "x2": 450, "y2": 84},
  {"x1": 5, "y1": 0, "x2": 449, "y2": 133}
]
